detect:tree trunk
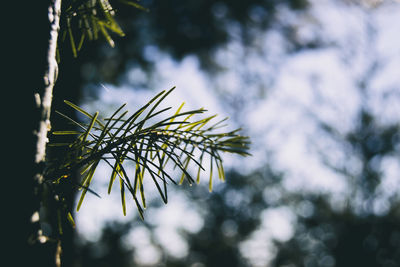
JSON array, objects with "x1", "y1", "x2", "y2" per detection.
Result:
[
  {"x1": 33, "y1": 0, "x2": 61, "y2": 186},
  {"x1": 12, "y1": 1, "x2": 63, "y2": 266}
]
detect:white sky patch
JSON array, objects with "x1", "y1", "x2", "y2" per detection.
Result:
[
  {"x1": 149, "y1": 193, "x2": 204, "y2": 234},
  {"x1": 239, "y1": 204, "x2": 296, "y2": 267},
  {"x1": 154, "y1": 228, "x2": 188, "y2": 258},
  {"x1": 146, "y1": 192, "x2": 204, "y2": 258},
  {"x1": 374, "y1": 2, "x2": 400, "y2": 57},
  {"x1": 277, "y1": 134, "x2": 347, "y2": 194},
  {"x1": 261, "y1": 206, "x2": 296, "y2": 242},
  {"x1": 215, "y1": 40, "x2": 245, "y2": 70},
  {"x1": 239, "y1": 231, "x2": 276, "y2": 267},
  {"x1": 124, "y1": 226, "x2": 162, "y2": 266},
  {"x1": 378, "y1": 156, "x2": 400, "y2": 199}
]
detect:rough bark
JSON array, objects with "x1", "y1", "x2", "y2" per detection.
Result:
[
  {"x1": 3, "y1": 1, "x2": 83, "y2": 266},
  {"x1": 28, "y1": 0, "x2": 63, "y2": 266},
  {"x1": 33, "y1": 0, "x2": 61, "y2": 187}
]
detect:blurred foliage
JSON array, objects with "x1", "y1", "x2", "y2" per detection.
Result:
[
  {"x1": 75, "y1": 167, "x2": 282, "y2": 267},
  {"x1": 75, "y1": 221, "x2": 135, "y2": 267},
  {"x1": 345, "y1": 110, "x2": 400, "y2": 199},
  {"x1": 270, "y1": 98, "x2": 400, "y2": 267},
  {"x1": 318, "y1": 108, "x2": 400, "y2": 214},
  {"x1": 65, "y1": 0, "x2": 309, "y2": 84},
  {"x1": 273, "y1": 197, "x2": 400, "y2": 267},
  {"x1": 131, "y1": 0, "x2": 308, "y2": 60},
  {"x1": 74, "y1": 104, "x2": 400, "y2": 266}
]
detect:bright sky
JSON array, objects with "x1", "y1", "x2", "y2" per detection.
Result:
[{"x1": 77, "y1": 0, "x2": 400, "y2": 266}]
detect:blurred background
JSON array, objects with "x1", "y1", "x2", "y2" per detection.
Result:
[{"x1": 53, "y1": 0, "x2": 400, "y2": 266}]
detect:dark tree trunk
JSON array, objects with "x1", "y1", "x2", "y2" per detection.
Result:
[
  {"x1": 9, "y1": 1, "x2": 63, "y2": 266},
  {"x1": 8, "y1": 0, "x2": 91, "y2": 265}
]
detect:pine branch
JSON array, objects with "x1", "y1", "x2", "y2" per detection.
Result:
[
  {"x1": 47, "y1": 88, "x2": 251, "y2": 219},
  {"x1": 59, "y1": 0, "x2": 147, "y2": 58}
]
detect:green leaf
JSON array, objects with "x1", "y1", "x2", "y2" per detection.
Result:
[
  {"x1": 77, "y1": 33, "x2": 85, "y2": 51},
  {"x1": 67, "y1": 212, "x2": 76, "y2": 228},
  {"x1": 64, "y1": 100, "x2": 103, "y2": 127},
  {"x1": 119, "y1": 0, "x2": 149, "y2": 12},
  {"x1": 76, "y1": 161, "x2": 99, "y2": 211},
  {"x1": 57, "y1": 210, "x2": 63, "y2": 235},
  {"x1": 148, "y1": 166, "x2": 168, "y2": 204},
  {"x1": 109, "y1": 161, "x2": 122, "y2": 194},
  {"x1": 48, "y1": 143, "x2": 72, "y2": 147},
  {"x1": 98, "y1": 21, "x2": 115, "y2": 47},
  {"x1": 197, "y1": 150, "x2": 206, "y2": 184},
  {"x1": 132, "y1": 142, "x2": 146, "y2": 209},
  {"x1": 178, "y1": 156, "x2": 192, "y2": 185},
  {"x1": 218, "y1": 161, "x2": 225, "y2": 182},
  {"x1": 67, "y1": 18, "x2": 77, "y2": 58},
  {"x1": 209, "y1": 155, "x2": 214, "y2": 192},
  {"x1": 166, "y1": 102, "x2": 185, "y2": 130},
  {"x1": 82, "y1": 111, "x2": 99, "y2": 143},
  {"x1": 83, "y1": 14, "x2": 93, "y2": 40},
  {"x1": 54, "y1": 111, "x2": 85, "y2": 130},
  {"x1": 120, "y1": 177, "x2": 127, "y2": 216},
  {"x1": 52, "y1": 131, "x2": 82, "y2": 135}
]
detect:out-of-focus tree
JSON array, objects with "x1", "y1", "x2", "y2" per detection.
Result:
[
  {"x1": 271, "y1": 6, "x2": 400, "y2": 262},
  {"x1": 272, "y1": 100, "x2": 400, "y2": 266},
  {"x1": 74, "y1": 93, "x2": 400, "y2": 266},
  {"x1": 75, "y1": 167, "x2": 285, "y2": 267},
  {"x1": 75, "y1": 222, "x2": 135, "y2": 267},
  {"x1": 74, "y1": 0, "x2": 310, "y2": 85},
  {"x1": 273, "y1": 198, "x2": 400, "y2": 267},
  {"x1": 163, "y1": 168, "x2": 280, "y2": 267}
]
